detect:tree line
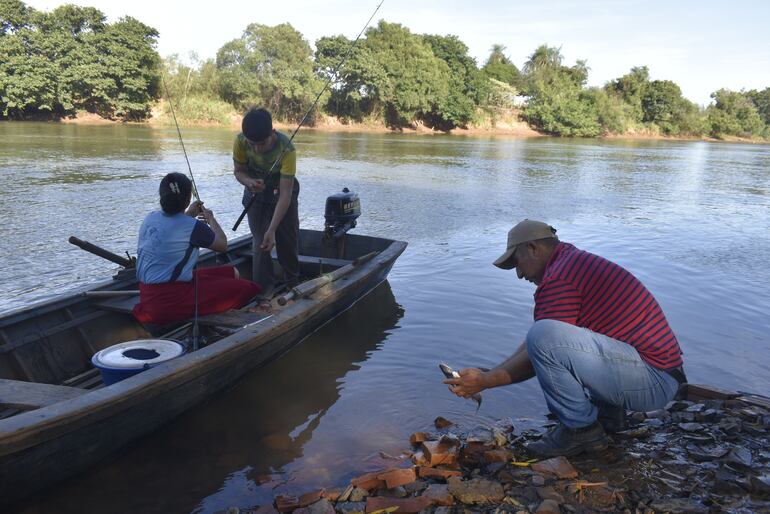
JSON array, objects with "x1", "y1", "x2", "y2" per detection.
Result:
[{"x1": 2, "y1": 2, "x2": 769, "y2": 139}]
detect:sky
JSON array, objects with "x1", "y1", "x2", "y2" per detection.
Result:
[{"x1": 25, "y1": 0, "x2": 770, "y2": 106}]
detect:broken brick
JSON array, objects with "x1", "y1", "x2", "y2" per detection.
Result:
[
  {"x1": 409, "y1": 432, "x2": 430, "y2": 445},
  {"x1": 351, "y1": 471, "x2": 386, "y2": 491},
  {"x1": 421, "y1": 441, "x2": 459, "y2": 467},
  {"x1": 483, "y1": 449, "x2": 513, "y2": 463},
  {"x1": 299, "y1": 490, "x2": 324, "y2": 507},
  {"x1": 422, "y1": 484, "x2": 454, "y2": 506},
  {"x1": 322, "y1": 489, "x2": 341, "y2": 502},
  {"x1": 531, "y1": 456, "x2": 578, "y2": 479},
  {"x1": 365, "y1": 496, "x2": 431, "y2": 514},
  {"x1": 376, "y1": 467, "x2": 417, "y2": 489},
  {"x1": 418, "y1": 467, "x2": 463, "y2": 480}
]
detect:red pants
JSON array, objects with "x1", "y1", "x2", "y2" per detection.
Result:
[{"x1": 132, "y1": 266, "x2": 262, "y2": 325}]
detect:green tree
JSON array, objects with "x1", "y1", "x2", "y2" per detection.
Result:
[
  {"x1": 0, "y1": 2, "x2": 160, "y2": 120},
  {"x1": 481, "y1": 44, "x2": 521, "y2": 88},
  {"x1": 745, "y1": 87, "x2": 770, "y2": 126},
  {"x1": 605, "y1": 66, "x2": 650, "y2": 122},
  {"x1": 315, "y1": 21, "x2": 451, "y2": 127},
  {"x1": 583, "y1": 87, "x2": 635, "y2": 134},
  {"x1": 216, "y1": 23, "x2": 324, "y2": 121},
  {"x1": 707, "y1": 89, "x2": 765, "y2": 138},
  {"x1": 0, "y1": 0, "x2": 32, "y2": 34},
  {"x1": 423, "y1": 33, "x2": 487, "y2": 128},
  {"x1": 315, "y1": 33, "x2": 384, "y2": 121},
  {"x1": 360, "y1": 21, "x2": 450, "y2": 126},
  {"x1": 641, "y1": 80, "x2": 693, "y2": 134},
  {"x1": 522, "y1": 44, "x2": 599, "y2": 136}
]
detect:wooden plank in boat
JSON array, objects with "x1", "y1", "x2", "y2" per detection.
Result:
[
  {"x1": 0, "y1": 378, "x2": 88, "y2": 409},
  {"x1": 196, "y1": 310, "x2": 271, "y2": 328}
]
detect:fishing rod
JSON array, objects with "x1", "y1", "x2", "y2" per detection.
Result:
[
  {"x1": 231, "y1": 0, "x2": 385, "y2": 232},
  {"x1": 161, "y1": 71, "x2": 203, "y2": 350}
]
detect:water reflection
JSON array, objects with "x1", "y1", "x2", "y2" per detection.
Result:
[{"x1": 17, "y1": 283, "x2": 403, "y2": 514}]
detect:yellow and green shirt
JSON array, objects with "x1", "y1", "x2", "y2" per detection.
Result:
[{"x1": 232, "y1": 131, "x2": 296, "y2": 188}]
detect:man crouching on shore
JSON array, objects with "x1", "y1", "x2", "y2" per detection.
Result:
[{"x1": 445, "y1": 219, "x2": 687, "y2": 458}]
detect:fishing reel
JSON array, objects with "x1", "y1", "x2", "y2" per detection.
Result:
[{"x1": 324, "y1": 188, "x2": 361, "y2": 239}]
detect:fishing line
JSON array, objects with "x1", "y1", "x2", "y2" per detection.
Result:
[
  {"x1": 231, "y1": 0, "x2": 385, "y2": 231},
  {"x1": 161, "y1": 71, "x2": 204, "y2": 350},
  {"x1": 161, "y1": 72, "x2": 201, "y2": 202}
]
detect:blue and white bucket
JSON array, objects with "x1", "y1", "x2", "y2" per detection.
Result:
[{"x1": 91, "y1": 339, "x2": 186, "y2": 385}]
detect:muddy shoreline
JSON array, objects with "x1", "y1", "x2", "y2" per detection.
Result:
[{"x1": 24, "y1": 111, "x2": 766, "y2": 144}]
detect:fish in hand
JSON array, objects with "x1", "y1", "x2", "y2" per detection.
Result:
[{"x1": 439, "y1": 363, "x2": 482, "y2": 412}]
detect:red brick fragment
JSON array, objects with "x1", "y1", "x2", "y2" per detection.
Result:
[
  {"x1": 420, "y1": 441, "x2": 459, "y2": 467},
  {"x1": 275, "y1": 494, "x2": 300, "y2": 513},
  {"x1": 299, "y1": 490, "x2": 325, "y2": 507},
  {"x1": 322, "y1": 489, "x2": 341, "y2": 502},
  {"x1": 483, "y1": 449, "x2": 512, "y2": 463},
  {"x1": 422, "y1": 484, "x2": 454, "y2": 506},
  {"x1": 365, "y1": 496, "x2": 432, "y2": 513},
  {"x1": 417, "y1": 467, "x2": 462, "y2": 480},
  {"x1": 376, "y1": 467, "x2": 417, "y2": 489},
  {"x1": 409, "y1": 432, "x2": 430, "y2": 445},
  {"x1": 531, "y1": 456, "x2": 578, "y2": 479},
  {"x1": 351, "y1": 471, "x2": 386, "y2": 491}
]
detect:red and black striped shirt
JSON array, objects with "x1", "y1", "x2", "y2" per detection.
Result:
[{"x1": 534, "y1": 242, "x2": 683, "y2": 369}]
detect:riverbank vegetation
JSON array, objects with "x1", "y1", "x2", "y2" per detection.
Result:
[{"x1": 2, "y1": 1, "x2": 769, "y2": 140}]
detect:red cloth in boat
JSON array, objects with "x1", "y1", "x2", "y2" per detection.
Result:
[{"x1": 132, "y1": 265, "x2": 261, "y2": 325}]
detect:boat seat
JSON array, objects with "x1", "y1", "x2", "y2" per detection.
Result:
[
  {"x1": 0, "y1": 378, "x2": 88, "y2": 409},
  {"x1": 235, "y1": 250, "x2": 352, "y2": 269},
  {"x1": 95, "y1": 294, "x2": 140, "y2": 315}
]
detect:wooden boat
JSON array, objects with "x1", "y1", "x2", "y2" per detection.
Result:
[{"x1": 0, "y1": 229, "x2": 407, "y2": 507}]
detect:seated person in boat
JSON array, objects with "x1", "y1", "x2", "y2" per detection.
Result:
[
  {"x1": 132, "y1": 172, "x2": 262, "y2": 325},
  {"x1": 444, "y1": 219, "x2": 686, "y2": 458}
]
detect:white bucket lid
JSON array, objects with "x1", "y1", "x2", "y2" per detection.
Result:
[{"x1": 92, "y1": 339, "x2": 185, "y2": 370}]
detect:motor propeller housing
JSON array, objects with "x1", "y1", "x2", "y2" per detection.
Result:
[{"x1": 324, "y1": 188, "x2": 361, "y2": 239}]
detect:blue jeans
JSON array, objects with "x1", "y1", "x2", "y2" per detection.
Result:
[{"x1": 526, "y1": 319, "x2": 680, "y2": 429}]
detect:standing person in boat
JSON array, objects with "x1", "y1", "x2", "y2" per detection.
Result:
[
  {"x1": 444, "y1": 219, "x2": 686, "y2": 458},
  {"x1": 233, "y1": 107, "x2": 300, "y2": 297},
  {"x1": 132, "y1": 172, "x2": 262, "y2": 326}
]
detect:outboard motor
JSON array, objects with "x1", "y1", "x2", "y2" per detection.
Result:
[
  {"x1": 323, "y1": 188, "x2": 361, "y2": 260},
  {"x1": 324, "y1": 188, "x2": 361, "y2": 239}
]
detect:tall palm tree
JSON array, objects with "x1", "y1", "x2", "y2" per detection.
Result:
[{"x1": 523, "y1": 44, "x2": 563, "y2": 75}]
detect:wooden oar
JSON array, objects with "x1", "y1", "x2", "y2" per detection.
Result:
[
  {"x1": 277, "y1": 251, "x2": 379, "y2": 306},
  {"x1": 69, "y1": 236, "x2": 135, "y2": 268}
]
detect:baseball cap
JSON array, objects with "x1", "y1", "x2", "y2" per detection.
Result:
[{"x1": 493, "y1": 219, "x2": 557, "y2": 269}]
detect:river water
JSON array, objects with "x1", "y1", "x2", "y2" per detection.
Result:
[{"x1": 1, "y1": 123, "x2": 769, "y2": 513}]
